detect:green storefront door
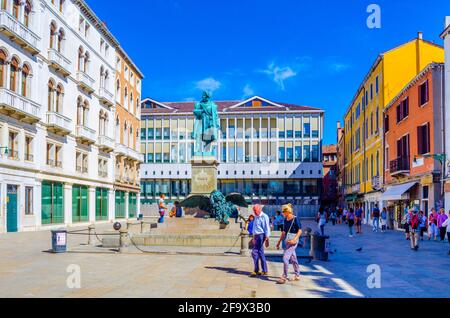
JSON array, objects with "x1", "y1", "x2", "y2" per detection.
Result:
[
  {"x1": 129, "y1": 193, "x2": 137, "y2": 218},
  {"x1": 96, "y1": 188, "x2": 108, "y2": 221},
  {"x1": 42, "y1": 181, "x2": 64, "y2": 225},
  {"x1": 6, "y1": 185, "x2": 18, "y2": 233},
  {"x1": 115, "y1": 191, "x2": 125, "y2": 219},
  {"x1": 72, "y1": 185, "x2": 89, "y2": 223}
]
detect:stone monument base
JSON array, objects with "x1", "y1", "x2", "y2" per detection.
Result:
[{"x1": 190, "y1": 156, "x2": 218, "y2": 195}]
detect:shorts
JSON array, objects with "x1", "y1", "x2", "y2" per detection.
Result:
[
  {"x1": 355, "y1": 218, "x2": 362, "y2": 226},
  {"x1": 404, "y1": 224, "x2": 410, "y2": 233}
]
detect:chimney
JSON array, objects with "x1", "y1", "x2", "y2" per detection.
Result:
[
  {"x1": 337, "y1": 121, "x2": 341, "y2": 129},
  {"x1": 446, "y1": 16, "x2": 450, "y2": 28},
  {"x1": 417, "y1": 32, "x2": 423, "y2": 40}
]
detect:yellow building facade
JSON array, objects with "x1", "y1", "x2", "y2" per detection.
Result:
[{"x1": 343, "y1": 33, "x2": 444, "y2": 219}]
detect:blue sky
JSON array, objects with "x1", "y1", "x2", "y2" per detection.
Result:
[{"x1": 88, "y1": 0, "x2": 450, "y2": 145}]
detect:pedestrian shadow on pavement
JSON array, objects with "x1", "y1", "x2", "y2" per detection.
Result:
[{"x1": 204, "y1": 266, "x2": 279, "y2": 282}]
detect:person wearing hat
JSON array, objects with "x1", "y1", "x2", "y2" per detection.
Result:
[
  {"x1": 276, "y1": 204, "x2": 302, "y2": 284},
  {"x1": 407, "y1": 207, "x2": 420, "y2": 251}
]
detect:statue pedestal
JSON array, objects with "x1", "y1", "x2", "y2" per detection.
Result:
[{"x1": 190, "y1": 156, "x2": 218, "y2": 195}]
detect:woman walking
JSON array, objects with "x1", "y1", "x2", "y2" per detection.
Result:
[
  {"x1": 428, "y1": 208, "x2": 439, "y2": 241},
  {"x1": 438, "y1": 209, "x2": 448, "y2": 242},
  {"x1": 347, "y1": 208, "x2": 355, "y2": 238},
  {"x1": 317, "y1": 207, "x2": 327, "y2": 236},
  {"x1": 276, "y1": 204, "x2": 302, "y2": 284}
]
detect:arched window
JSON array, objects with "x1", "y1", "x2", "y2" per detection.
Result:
[
  {"x1": 57, "y1": 28, "x2": 65, "y2": 53},
  {"x1": 59, "y1": 0, "x2": 65, "y2": 12},
  {"x1": 104, "y1": 70, "x2": 109, "y2": 89},
  {"x1": 116, "y1": 79, "x2": 120, "y2": 101},
  {"x1": 10, "y1": 57, "x2": 19, "y2": 93},
  {"x1": 48, "y1": 80, "x2": 55, "y2": 112},
  {"x1": 0, "y1": 49, "x2": 6, "y2": 88},
  {"x1": 21, "y1": 64, "x2": 30, "y2": 97},
  {"x1": 130, "y1": 92, "x2": 134, "y2": 113},
  {"x1": 99, "y1": 110, "x2": 104, "y2": 136},
  {"x1": 124, "y1": 87, "x2": 128, "y2": 109},
  {"x1": 115, "y1": 117, "x2": 120, "y2": 143},
  {"x1": 12, "y1": 0, "x2": 20, "y2": 19},
  {"x1": 56, "y1": 84, "x2": 63, "y2": 113},
  {"x1": 77, "y1": 47, "x2": 84, "y2": 71},
  {"x1": 99, "y1": 66, "x2": 104, "y2": 89},
  {"x1": 130, "y1": 126, "x2": 134, "y2": 149},
  {"x1": 24, "y1": 1, "x2": 32, "y2": 28},
  {"x1": 84, "y1": 51, "x2": 90, "y2": 73},
  {"x1": 49, "y1": 22, "x2": 57, "y2": 49},
  {"x1": 77, "y1": 97, "x2": 83, "y2": 125},
  {"x1": 83, "y1": 100, "x2": 89, "y2": 126},
  {"x1": 124, "y1": 121, "x2": 129, "y2": 146}
]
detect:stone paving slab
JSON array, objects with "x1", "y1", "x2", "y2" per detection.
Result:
[{"x1": 0, "y1": 221, "x2": 449, "y2": 298}]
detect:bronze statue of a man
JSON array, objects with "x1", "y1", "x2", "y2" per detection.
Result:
[{"x1": 193, "y1": 91, "x2": 220, "y2": 157}]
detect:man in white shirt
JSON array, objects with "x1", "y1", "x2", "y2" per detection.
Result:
[{"x1": 250, "y1": 205, "x2": 271, "y2": 277}]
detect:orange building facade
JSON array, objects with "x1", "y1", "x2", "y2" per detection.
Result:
[
  {"x1": 114, "y1": 50, "x2": 144, "y2": 218},
  {"x1": 383, "y1": 63, "x2": 445, "y2": 228}
]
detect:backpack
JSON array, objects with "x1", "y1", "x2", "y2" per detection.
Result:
[{"x1": 411, "y1": 214, "x2": 419, "y2": 230}]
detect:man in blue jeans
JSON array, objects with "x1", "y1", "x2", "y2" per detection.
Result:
[
  {"x1": 250, "y1": 205, "x2": 271, "y2": 277},
  {"x1": 372, "y1": 204, "x2": 381, "y2": 233}
]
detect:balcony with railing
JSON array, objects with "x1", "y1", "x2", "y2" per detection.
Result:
[
  {"x1": 48, "y1": 49, "x2": 71, "y2": 77},
  {"x1": 0, "y1": 10, "x2": 40, "y2": 55},
  {"x1": 47, "y1": 159, "x2": 62, "y2": 168},
  {"x1": 76, "y1": 71, "x2": 95, "y2": 94},
  {"x1": 0, "y1": 88, "x2": 40, "y2": 123},
  {"x1": 46, "y1": 112, "x2": 71, "y2": 136},
  {"x1": 115, "y1": 144, "x2": 144, "y2": 163},
  {"x1": 7, "y1": 150, "x2": 19, "y2": 161},
  {"x1": 75, "y1": 125, "x2": 96, "y2": 145},
  {"x1": 99, "y1": 87, "x2": 114, "y2": 107},
  {"x1": 98, "y1": 135, "x2": 114, "y2": 152},
  {"x1": 390, "y1": 157, "x2": 410, "y2": 176}
]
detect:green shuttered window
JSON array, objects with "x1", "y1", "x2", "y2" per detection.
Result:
[
  {"x1": 42, "y1": 181, "x2": 64, "y2": 225},
  {"x1": 115, "y1": 191, "x2": 126, "y2": 219},
  {"x1": 96, "y1": 188, "x2": 109, "y2": 221}
]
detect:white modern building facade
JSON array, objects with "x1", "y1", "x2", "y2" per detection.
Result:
[
  {"x1": 140, "y1": 96, "x2": 324, "y2": 216},
  {"x1": 0, "y1": 0, "x2": 140, "y2": 233}
]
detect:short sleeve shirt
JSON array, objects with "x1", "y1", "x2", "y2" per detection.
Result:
[{"x1": 283, "y1": 217, "x2": 302, "y2": 234}]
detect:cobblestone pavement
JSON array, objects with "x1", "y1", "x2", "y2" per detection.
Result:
[{"x1": 0, "y1": 220, "x2": 448, "y2": 298}]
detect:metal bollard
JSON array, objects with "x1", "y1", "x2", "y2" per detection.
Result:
[
  {"x1": 119, "y1": 229, "x2": 129, "y2": 253},
  {"x1": 240, "y1": 230, "x2": 251, "y2": 257},
  {"x1": 140, "y1": 221, "x2": 144, "y2": 234},
  {"x1": 87, "y1": 224, "x2": 95, "y2": 246}
]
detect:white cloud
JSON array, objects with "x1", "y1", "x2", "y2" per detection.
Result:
[
  {"x1": 329, "y1": 62, "x2": 351, "y2": 73},
  {"x1": 242, "y1": 84, "x2": 254, "y2": 98},
  {"x1": 260, "y1": 63, "x2": 297, "y2": 90},
  {"x1": 195, "y1": 77, "x2": 222, "y2": 93}
]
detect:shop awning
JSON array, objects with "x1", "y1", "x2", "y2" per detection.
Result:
[{"x1": 381, "y1": 182, "x2": 417, "y2": 201}]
